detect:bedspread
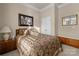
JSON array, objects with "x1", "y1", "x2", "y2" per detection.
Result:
[{"x1": 17, "y1": 34, "x2": 61, "y2": 56}]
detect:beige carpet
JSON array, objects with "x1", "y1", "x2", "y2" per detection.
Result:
[
  {"x1": 1, "y1": 50, "x2": 19, "y2": 56},
  {"x1": 58, "y1": 45, "x2": 79, "y2": 56},
  {"x1": 1, "y1": 44, "x2": 79, "y2": 56}
]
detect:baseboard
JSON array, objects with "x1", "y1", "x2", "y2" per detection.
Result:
[{"x1": 58, "y1": 36, "x2": 79, "y2": 48}]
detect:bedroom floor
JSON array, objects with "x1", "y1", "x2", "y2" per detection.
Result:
[
  {"x1": 58, "y1": 44, "x2": 79, "y2": 56},
  {"x1": 1, "y1": 44, "x2": 79, "y2": 56}
]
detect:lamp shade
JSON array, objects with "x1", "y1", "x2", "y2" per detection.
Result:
[{"x1": 0, "y1": 26, "x2": 11, "y2": 33}]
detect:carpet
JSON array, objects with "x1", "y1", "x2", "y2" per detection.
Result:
[{"x1": 1, "y1": 44, "x2": 79, "y2": 56}]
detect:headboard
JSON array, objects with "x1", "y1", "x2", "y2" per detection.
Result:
[{"x1": 16, "y1": 28, "x2": 27, "y2": 36}]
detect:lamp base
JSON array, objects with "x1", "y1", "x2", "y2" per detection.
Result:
[{"x1": 3, "y1": 33, "x2": 9, "y2": 41}]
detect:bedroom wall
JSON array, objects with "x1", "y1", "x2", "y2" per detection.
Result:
[
  {"x1": 0, "y1": 4, "x2": 41, "y2": 38},
  {"x1": 0, "y1": 4, "x2": 5, "y2": 28},
  {"x1": 40, "y1": 4, "x2": 56, "y2": 35},
  {"x1": 58, "y1": 4, "x2": 79, "y2": 39}
]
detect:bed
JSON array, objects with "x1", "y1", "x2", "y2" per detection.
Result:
[{"x1": 16, "y1": 28, "x2": 62, "y2": 56}]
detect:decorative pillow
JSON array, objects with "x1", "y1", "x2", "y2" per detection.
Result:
[
  {"x1": 24, "y1": 30, "x2": 29, "y2": 36},
  {"x1": 18, "y1": 28, "x2": 27, "y2": 35},
  {"x1": 29, "y1": 28, "x2": 39, "y2": 36}
]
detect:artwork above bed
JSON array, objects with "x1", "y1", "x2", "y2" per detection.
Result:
[{"x1": 18, "y1": 13, "x2": 33, "y2": 26}]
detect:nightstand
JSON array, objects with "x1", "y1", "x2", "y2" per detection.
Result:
[{"x1": 0, "y1": 39, "x2": 17, "y2": 55}]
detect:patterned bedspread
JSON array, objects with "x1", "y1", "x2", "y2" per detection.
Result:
[{"x1": 17, "y1": 33, "x2": 61, "y2": 56}]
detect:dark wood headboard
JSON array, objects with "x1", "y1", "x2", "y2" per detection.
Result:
[{"x1": 16, "y1": 28, "x2": 27, "y2": 36}]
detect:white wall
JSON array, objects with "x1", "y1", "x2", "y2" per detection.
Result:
[
  {"x1": 58, "y1": 4, "x2": 79, "y2": 39},
  {"x1": 0, "y1": 3, "x2": 58, "y2": 39},
  {"x1": 0, "y1": 4, "x2": 41, "y2": 38},
  {"x1": 40, "y1": 4, "x2": 56, "y2": 35},
  {"x1": 0, "y1": 4, "x2": 5, "y2": 28}
]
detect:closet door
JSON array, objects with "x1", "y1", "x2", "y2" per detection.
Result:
[{"x1": 41, "y1": 16, "x2": 52, "y2": 35}]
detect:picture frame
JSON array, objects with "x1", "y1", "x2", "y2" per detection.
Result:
[
  {"x1": 62, "y1": 14, "x2": 78, "y2": 26},
  {"x1": 18, "y1": 13, "x2": 33, "y2": 26}
]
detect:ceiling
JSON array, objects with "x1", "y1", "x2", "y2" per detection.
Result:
[
  {"x1": 27, "y1": 3, "x2": 51, "y2": 9},
  {"x1": 27, "y1": 3, "x2": 63, "y2": 9},
  {"x1": 21, "y1": 3, "x2": 64, "y2": 11}
]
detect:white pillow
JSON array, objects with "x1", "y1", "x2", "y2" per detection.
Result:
[{"x1": 29, "y1": 28, "x2": 39, "y2": 36}]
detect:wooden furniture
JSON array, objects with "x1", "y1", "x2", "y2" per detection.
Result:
[
  {"x1": 58, "y1": 36, "x2": 79, "y2": 48},
  {"x1": 0, "y1": 39, "x2": 17, "y2": 55}
]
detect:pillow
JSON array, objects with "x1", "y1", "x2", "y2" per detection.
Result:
[
  {"x1": 24, "y1": 30, "x2": 29, "y2": 36},
  {"x1": 29, "y1": 28, "x2": 39, "y2": 36},
  {"x1": 18, "y1": 28, "x2": 27, "y2": 35}
]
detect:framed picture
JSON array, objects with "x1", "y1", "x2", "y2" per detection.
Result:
[
  {"x1": 62, "y1": 14, "x2": 78, "y2": 26},
  {"x1": 18, "y1": 13, "x2": 33, "y2": 26}
]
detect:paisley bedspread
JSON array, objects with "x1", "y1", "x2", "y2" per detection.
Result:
[{"x1": 17, "y1": 34, "x2": 61, "y2": 56}]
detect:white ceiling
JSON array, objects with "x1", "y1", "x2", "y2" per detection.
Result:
[
  {"x1": 27, "y1": 3, "x2": 51, "y2": 9},
  {"x1": 21, "y1": 3, "x2": 64, "y2": 11},
  {"x1": 27, "y1": 3, "x2": 63, "y2": 9}
]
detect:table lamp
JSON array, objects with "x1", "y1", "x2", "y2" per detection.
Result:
[{"x1": 0, "y1": 26, "x2": 11, "y2": 41}]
